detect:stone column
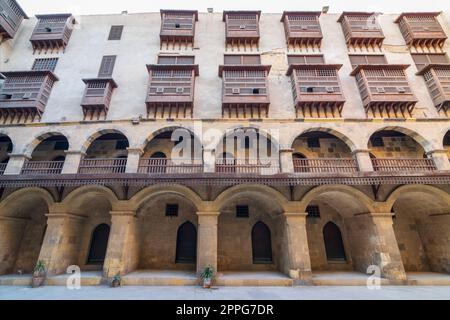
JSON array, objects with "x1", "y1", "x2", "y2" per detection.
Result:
[
  {"x1": 203, "y1": 149, "x2": 216, "y2": 173},
  {"x1": 61, "y1": 150, "x2": 85, "y2": 174},
  {"x1": 280, "y1": 213, "x2": 312, "y2": 284},
  {"x1": 125, "y1": 148, "x2": 143, "y2": 173},
  {"x1": 426, "y1": 149, "x2": 450, "y2": 171},
  {"x1": 346, "y1": 213, "x2": 406, "y2": 282},
  {"x1": 196, "y1": 212, "x2": 219, "y2": 277},
  {"x1": 0, "y1": 216, "x2": 29, "y2": 274},
  {"x1": 3, "y1": 154, "x2": 29, "y2": 175},
  {"x1": 38, "y1": 212, "x2": 85, "y2": 276},
  {"x1": 352, "y1": 149, "x2": 374, "y2": 172},
  {"x1": 280, "y1": 148, "x2": 294, "y2": 173},
  {"x1": 103, "y1": 211, "x2": 139, "y2": 278}
]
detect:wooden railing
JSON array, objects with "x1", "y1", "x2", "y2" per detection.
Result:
[
  {"x1": 21, "y1": 161, "x2": 64, "y2": 175},
  {"x1": 138, "y1": 158, "x2": 203, "y2": 174},
  {"x1": 371, "y1": 158, "x2": 436, "y2": 172},
  {"x1": 78, "y1": 158, "x2": 127, "y2": 174},
  {"x1": 215, "y1": 158, "x2": 280, "y2": 174},
  {"x1": 0, "y1": 163, "x2": 7, "y2": 175},
  {"x1": 293, "y1": 158, "x2": 358, "y2": 173}
]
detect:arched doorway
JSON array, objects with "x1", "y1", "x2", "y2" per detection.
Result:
[
  {"x1": 175, "y1": 222, "x2": 197, "y2": 263},
  {"x1": 87, "y1": 224, "x2": 110, "y2": 265},
  {"x1": 252, "y1": 221, "x2": 273, "y2": 264},
  {"x1": 0, "y1": 135, "x2": 12, "y2": 175},
  {"x1": 323, "y1": 222, "x2": 346, "y2": 261}
]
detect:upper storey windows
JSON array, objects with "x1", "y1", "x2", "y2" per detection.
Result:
[
  {"x1": 281, "y1": 11, "x2": 323, "y2": 51},
  {"x1": 30, "y1": 13, "x2": 75, "y2": 53},
  {"x1": 160, "y1": 9, "x2": 198, "y2": 50},
  {"x1": 0, "y1": 0, "x2": 27, "y2": 39},
  {"x1": 223, "y1": 11, "x2": 261, "y2": 51},
  {"x1": 338, "y1": 12, "x2": 385, "y2": 51}
]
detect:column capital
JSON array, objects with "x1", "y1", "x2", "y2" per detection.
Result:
[
  {"x1": 64, "y1": 150, "x2": 86, "y2": 156},
  {"x1": 197, "y1": 211, "x2": 220, "y2": 217},
  {"x1": 109, "y1": 210, "x2": 137, "y2": 217},
  {"x1": 45, "y1": 213, "x2": 86, "y2": 221},
  {"x1": 425, "y1": 149, "x2": 448, "y2": 156},
  {"x1": 279, "y1": 148, "x2": 294, "y2": 153},
  {"x1": 284, "y1": 212, "x2": 308, "y2": 218},
  {"x1": 7, "y1": 153, "x2": 30, "y2": 159},
  {"x1": 126, "y1": 147, "x2": 144, "y2": 155},
  {"x1": 369, "y1": 212, "x2": 394, "y2": 219},
  {"x1": 351, "y1": 149, "x2": 371, "y2": 155}
]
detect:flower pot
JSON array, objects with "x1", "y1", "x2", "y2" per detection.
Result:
[
  {"x1": 111, "y1": 279, "x2": 121, "y2": 288},
  {"x1": 203, "y1": 278, "x2": 212, "y2": 289},
  {"x1": 31, "y1": 276, "x2": 45, "y2": 288}
]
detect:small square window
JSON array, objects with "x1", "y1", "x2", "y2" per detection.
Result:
[
  {"x1": 236, "y1": 205, "x2": 249, "y2": 218},
  {"x1": 108, "y1": 26, "x2": 124, "y2": 40},
  {"x1": 166, "y1": 204, "x2": 179, "y2": 217},
  {"x1": 307, "y1": 137, "x2": 320, "y2": 149},
  {"x1": 306, "y1": 205, "x2": 320, "y2": 218}
]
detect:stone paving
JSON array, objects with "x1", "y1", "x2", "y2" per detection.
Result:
[{"x1": 0, "y1": 285, "x2": 449, "y2": 300}]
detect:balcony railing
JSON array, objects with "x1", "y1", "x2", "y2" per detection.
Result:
[
  {"x1": 0, "y1": 163, "x2": 7, "y2": 175},
  {"x1": 215, "y1": 158, "x2": 280, "y2": 174},
  {"x1": 293, "y1": 158, "x2": 358, "y2": 173},
  {"x1": 21, "y1": 161, "x2": 64, "y2": 175},
  {"x1": 78, "y1": 158, "x2": 127, "y2": 174},
  {"x1": 371, "y1": 158, "x2": 436, "y2": 172},
  {"x1": 138, "y1": 158, "x2": 203, "y2": 174}
]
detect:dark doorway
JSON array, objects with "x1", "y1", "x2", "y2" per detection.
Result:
[
  {"x1": 252, "y1": 221, "x2": 273, "y2": 264},
  {"x1": 323, "y1": 222, "x2": 346, "y2": 261},
  {"x1": 87, "y1": 224, "x2": 110, "y2": 264},
  {"x1": 176, "y1": 221, "x2": 197, "y2": 263},
  {"x1": 151, "y1": 152, "x2": 167, "y2": 174}
]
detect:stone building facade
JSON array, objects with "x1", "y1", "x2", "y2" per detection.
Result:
[{"x1": 0, "y1": 2, "x2": 449, "y2": 286}]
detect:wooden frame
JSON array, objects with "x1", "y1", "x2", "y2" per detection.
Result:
[
  {"x1": 337, "y1": 12, "x2": 385, "y2": 50},
  {"x1": 281, "y1": 11, "x2": 322, "y2": 50},
  {"x1": 81, "y1": 78, "x2": 118, "y2": 121},
  {"x1": 0, "y1": 0, "x2": 28, "y2": 39},
  {"x1": 30, "y1": 13, "x2": 75, "y2": 53},
  {"x1": 223, "y1": 11, "x2": 261, "y2": 50},
  {"x1": 159, "y1": 9, "x2": 198, "y2": 49},
  {"x1": 417, "y1": 64, "x2": 450, "y2": 116}
]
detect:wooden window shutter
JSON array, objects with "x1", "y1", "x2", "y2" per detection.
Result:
[
  {"x1": 108, "y1": 26, "x2": 123, "y2": 40},
  {"x1": 98, "y1": 55, "x2": 117, "y2": 77}
]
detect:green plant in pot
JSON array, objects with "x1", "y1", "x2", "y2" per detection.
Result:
[
  {"x1": 32, "y1": 260, "x2": 46, "y2": 288},
  {"x1": 200, "y1": 265, "x2": 214, "y2": 289},
  {"x1": 111, "y1": 272, "x2": 121, "y2": 288}
]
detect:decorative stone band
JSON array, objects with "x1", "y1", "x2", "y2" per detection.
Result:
[{"x1": 45, "y1": 213, "x2": 87, "y2": 221}]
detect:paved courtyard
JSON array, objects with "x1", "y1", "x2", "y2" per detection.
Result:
[{"x1": 0, "y1": 285, "x2": 449, "y2": 300}]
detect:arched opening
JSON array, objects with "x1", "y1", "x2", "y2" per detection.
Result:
[
  {"x1": 444, "y1": 131, "x2": 450, "y2": 160},
  {"x1": 79, "y1": 132, "x2": 129, "y2": 174},
  {"x1": 323, "y1": 222, "x2": 346, "y2": 261},
  {"x1": 368, "y1": 130, "x2": 433, "y2": 172},
  {"x1": 252, "y1": 221, "x2": 273, "y2": 264},
  {"x1": 87, "y1": 224, "x2": 110, "y2": 265},
  {"x1": 0, "y1": 135, "x2": 13, "y2": 175},
  {"x1": 22, "y1": 135, "x2": 69, "y2": 175},
  {"x1": 291, "y1": 131, "x2": 356, "y2": 173},
  {"x1": 215, "y1": 128, "x2": 280, "y2": 174},
  {"x1": 175, "y1": 222, "x2": 197, "y2": 264},
  {"x1": 391, "y1": 188, "x2": 450, "y2": 274},
  {"x1": 139, "y1": 128, "x2": 203, "y2": 174},
  {"x1": 0, "y1": 190, "x2": 50, "y2": 275}
]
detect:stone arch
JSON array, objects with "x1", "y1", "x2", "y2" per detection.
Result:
[
  {"x1": 299, "y1": 185, "x2": 374, "y2": 215},
  {"x1": 23, "y1": 131, "x2": 70, "y2": 157},
  {"x1": 0, "y1": 133, "x2": 14, "y2": 159},
  {"x1": 0, "y1": 187, "x2": 55, "y2": 217},
  {"x1": 81, "y1": 129, "x2": 130, "y2": 153},
  {"x1": 367, "y1": 126, "x2": 433, "y2": 153},
  {"x1": 288, "y1": 127, "x2": 357, "y2": 152},
  {"x1": 214, "y1": 126, "x2": 281, "y2": 153},
  {"x1": 129, "y1": 184, "x2": 204, "y2": 212},
  {"x1": 61, "y1": 185, "x2": 119, "y2": 215},
  {"x1": 140, "y1": 126, "x2": 203, "y2": 151}
]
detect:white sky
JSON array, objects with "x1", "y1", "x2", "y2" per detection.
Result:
[{"x1": 18, "y1": 0, "x2": 449, "y2": 16}]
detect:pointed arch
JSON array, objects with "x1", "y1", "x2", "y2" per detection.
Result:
[
  {"x1": 87, "y1": 223, "x2": 111, "y2": 265},
  {"x1": 323, "y1": 221, "x2": 346, "y2": 261}
]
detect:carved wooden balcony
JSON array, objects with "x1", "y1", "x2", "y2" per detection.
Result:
[
  {"x1": 0, "y1": 0, "x2": 27, "y2": 39},
  {"x1": 81, "y1": 78, "x2": 117, "y2": 120},
  {"x1": 395, "y1": 12, "x2": 447, "y2": 49},
  {"x1": 350, "y1": 64, "x2": 417, "y2": 118},
  {"x1": 21, "y1": 160, "x2": 64, "y2": 175},
  {"x1": 160, "y1": 10, "x2": 198, "y2": 49},
  {"x1": 287, "y1": 64, "x2": 345, "y2": 118},
  {"x1": 223, "y1": 11, "x2": 261, "y2": 49},
  {"x1": 293, "y1": 158, "x2": 358, "y2": 173},
  {"x1": 138, "y1": 158, "x2": 203, "y2": 174},
  {"x1": 146, "y1": 64, "x2": 199, "y2": 119},
  {"x1": 0, "y1": 70, "x2": 58, "y2": 123},
  {"x1": 417, "y1": 64, "x2": 450, "y2": 116},
  {"x1": 337, "y1": 12, "x2": 385, "y2": 50},
  {"x1": 371, "y1": 158, "x2": 436, "y2": 172},
  {"x1": 281, "y1": 11, "x2": 322, "y2": 49},
  {"x1": 30, "y1": 14, "x2": 75, "y2": 53},
  {"x1": 215, "y1": 158, "x2": 280, "y2": 174},
  {"x1": 219, "y1": 64, "x2": 271, "y2": 118},
  {"x1": 78, "y1": 158, "x2": 127, "y2": 174}
]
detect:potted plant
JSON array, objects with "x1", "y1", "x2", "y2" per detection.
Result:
[
  {"x1": 31, "y1": 260, "x2": 46, "y2": 288},
  {"x1": 200, "y1": 265, "x2": 214, "y2": 289},
  {"x1": 111, "y1": 272, "x2": 121, "y2": 288}
]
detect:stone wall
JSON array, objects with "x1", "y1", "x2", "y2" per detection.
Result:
[
  {"x1": 292, "y1": 137, "x2": 352, "y2": 158},
  {"x1": 369, "y1": 136, "x2": 424, "y2": 158}
]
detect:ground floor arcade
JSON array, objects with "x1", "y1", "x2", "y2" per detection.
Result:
[{"x1": 0, "y1": 183, "x2": 449, "y2": 286}]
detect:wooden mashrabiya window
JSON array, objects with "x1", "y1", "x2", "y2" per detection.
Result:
[
  {"x1": 30, "y1": 13, "x2": 75, "y2": 53},
  {"x1": 337, "y1": 12, "x2": 385, "y2": 50},
  {"x1": 0, "y1": 0, "x2": 28, "y2": 39},
  {"x1": 159, "y1": 9, "x2": 198, "y2": 49},
  {"x1": 416, "y1": 64, "x2": 450, "y2": 116},
  {"x1": 223, "y1": 10, "x2": 261, "y2": 50},
  {"x1": 280, "y1": 11, "x2": 323, "y2": 50}
]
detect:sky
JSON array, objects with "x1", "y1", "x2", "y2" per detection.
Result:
[{"x1": 18, "y1": 0, "x2": 449, "y2": 16}]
